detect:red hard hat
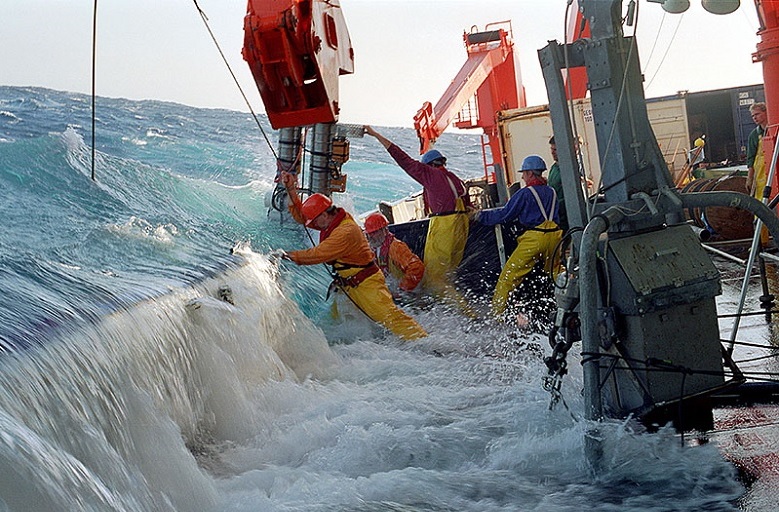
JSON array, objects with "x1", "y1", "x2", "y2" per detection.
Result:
[
  {"x1": 364, "y1": 212, "x2": 389, "y2": 233},
  {"x1": 301, "y1": 193, "x2": 333, "y2": 227}
]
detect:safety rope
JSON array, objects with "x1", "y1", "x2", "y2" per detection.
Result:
[
  {"x1": 727, "y1": 338, "x2": 779, "y2": 350},
  {"x1": 91, "y1": 0, "x2": 98, "y2": 181},
  {"x1": 191, "y1": 0, "x2": 278, "y2": 162},
  {"x1": 576, "y1": 351, "x2": 779, "y2": 386},
  {"x1": 717, "y1": 309, "x2": 779, "y2": 319}
]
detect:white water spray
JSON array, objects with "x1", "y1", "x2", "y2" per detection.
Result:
[{"x1": 0, "y1": 252, "x2": 336, "y2": 511}]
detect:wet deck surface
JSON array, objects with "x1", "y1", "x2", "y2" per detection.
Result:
[{"x1": 711, "y1": 256, "x2": 779, "y2": 510}]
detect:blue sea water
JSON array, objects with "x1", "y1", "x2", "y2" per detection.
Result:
[{"x1": 0, "y1": 86, "x2": 748, "y2": 511}]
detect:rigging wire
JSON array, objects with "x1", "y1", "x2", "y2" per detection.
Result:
[
  {"x1": 191, "y1": 0, "x2": 278, "y2": 161},
  {"x1": 645, "y1": 13, "x2": 685, "y2": 90},
  {"x1": 718, "y1": 309, "x2": 779, "y2": 319},
  {"x1": 580, "y1": 350, "x2": 779, "y2": 384},
  {"x1": 91, "y1": 0, "x2": 98, "y2": 181},
  {"x1": 727, "y1": 338, "x2": 779, "y2": 350},
  {"x1": 706, "y1": 417, "x2": 779, "y2": 437},
  {"x1": 642, "y1": 11, "x2": 666, "y2": 78},
  {"x1": 735, "y1": 353, "x2": 779, "y2": 365},
  {"x1": 81, "y1": 1, "x2": 383, "y2": 333}
]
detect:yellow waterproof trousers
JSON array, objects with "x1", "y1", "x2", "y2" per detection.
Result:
[
  {"x1": 492, "y1": 220, "x2": 562, "y2": 316},
  {"x1": 753, "y1": 137, "x2": 767, "y2": 200},
  {"x1": 753, "y1": 138, "x2": 770, "y2": 244},
  {"x1": 342, "y1": 271, "x2": 427, "y2": 340},
  {"x1": 422, "y1": 206, "x2": 475, "y2": 316}
]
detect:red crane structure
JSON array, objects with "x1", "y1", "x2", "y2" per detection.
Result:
[
  {"x1": 754, "y1": 0, "x2": 779, "y2": 196},
  {"x1": 242, "y1": 0, "x2": 356, "y2": 204},
  {"x1": 412, "y1": 17, "x2": 590, "y2": 193},
  {"x1": 242, "y1": 0, "x2": 354, "y2": 129},
  {"x1": 412, "y1": 22, "x2": 525, "y2": 188}
]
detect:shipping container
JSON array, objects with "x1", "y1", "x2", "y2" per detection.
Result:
[
  {"x1": 384, "y1": 84, "x2": 764, "y2": 224},
  {"x1": 645, "y1": 95, "x2": 690, "y2": 175},
  {"x1": 731, "y1": 84, "x2": 766, "y2": 161},
  {"x1": 494, "y1": 83, "x2": 764, "y2": 189},
  {"x1": 496, "y1": 99, "x2": 601, "y2": 186},
  {"x1": 678, "y1": 84, "x2": 764, "y2": 165}
]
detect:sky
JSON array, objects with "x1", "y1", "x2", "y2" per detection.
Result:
[{"x1": 1, "y1": 0, "x2": 765, "y2": 128}]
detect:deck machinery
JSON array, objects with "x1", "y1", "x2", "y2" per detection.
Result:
[
  {"x1": 242, "y1": 0, "x2": 361, "y2": 211},
  {"x1": 540, "y1": 0, "x2": 779, "y2": 464}
]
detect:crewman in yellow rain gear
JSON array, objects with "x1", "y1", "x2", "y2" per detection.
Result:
[
  {"x1": 363, "y1": 212, "x2": 425, "y2": 296},
  {"x1": 364, "y1": 126, "x2": 475, "y2": 316},
  {"x1": 746, "y1": 102, "x2": 768, "y2": 200},
  {"x1": 471, "y1": 155, "x2": 562, "y2": 322},
  {"x1": 278, "y1": 172, "x2": 427, "y2": 341},
  {"x1": 746, "y1": 102, "x2": 770, "y2": 243}
]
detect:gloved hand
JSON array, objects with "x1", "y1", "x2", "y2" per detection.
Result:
[
  {"x1": 268, "y1": 249, "x2": 289, "y2": 264},
  {"x1": 279, "y1": 171, "x2": 296, "y2": 190}
]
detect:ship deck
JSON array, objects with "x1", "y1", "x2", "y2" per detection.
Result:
[{"x1": 710, "y1": 253, "x2": 779, "y2": 510}]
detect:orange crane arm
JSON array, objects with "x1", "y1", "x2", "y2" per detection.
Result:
[
  {"x1": 413, "y1": 23, "x2": 524, "y2": 155},
  {"x1": 753, "y1": 0, "x2": 779, "y2": 201}
]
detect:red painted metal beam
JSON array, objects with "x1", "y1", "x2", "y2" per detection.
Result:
[
  {"x1": 413, "y1": 24, "x2": 522, "y2": 156},
  {"x1": 242, "y1": 0, "x2": 354, "y2": 129},
  {"x1": 753, "y1": 0, "x2": 779, "y2": 201}
]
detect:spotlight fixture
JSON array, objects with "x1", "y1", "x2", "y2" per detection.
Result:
[{"x1": 701, "y1": 0, "x2": 740, "y2": 15}]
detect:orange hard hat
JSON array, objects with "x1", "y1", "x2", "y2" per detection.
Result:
[
  {"x1": 364, "y1": 212, "x2": 389, "y2": 233},
  {"x1": 301, "y1": 193, "x2": 333, "y2": 227}
]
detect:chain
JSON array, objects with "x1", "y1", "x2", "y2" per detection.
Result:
[
  {"x1": 543, "y1": 313, "x2": 580, "y2": 411},
  {"x1": 543, "y1": 361, "x2": 567, "y2": 410}
]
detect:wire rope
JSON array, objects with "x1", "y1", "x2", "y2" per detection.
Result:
[
  {"x1": 191, "y1": 0, "x2": 278, "y2": 161},
  {"x1": 645, "y1": 13, "x2": 685, "y2": 90},
  {"x1": 91, "y1": 0, "x2": 98, "y2": 181}
]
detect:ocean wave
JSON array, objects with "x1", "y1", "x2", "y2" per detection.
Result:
[
  {"x1": 145, "y1": 127, "x2": 173, "y2": 139},
  {"x1": 0, "y1": 110, "x2": 20, "y2": 122},
  {"x1": 106, "y1": 216, "x2": 179, "y2": 245}
]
